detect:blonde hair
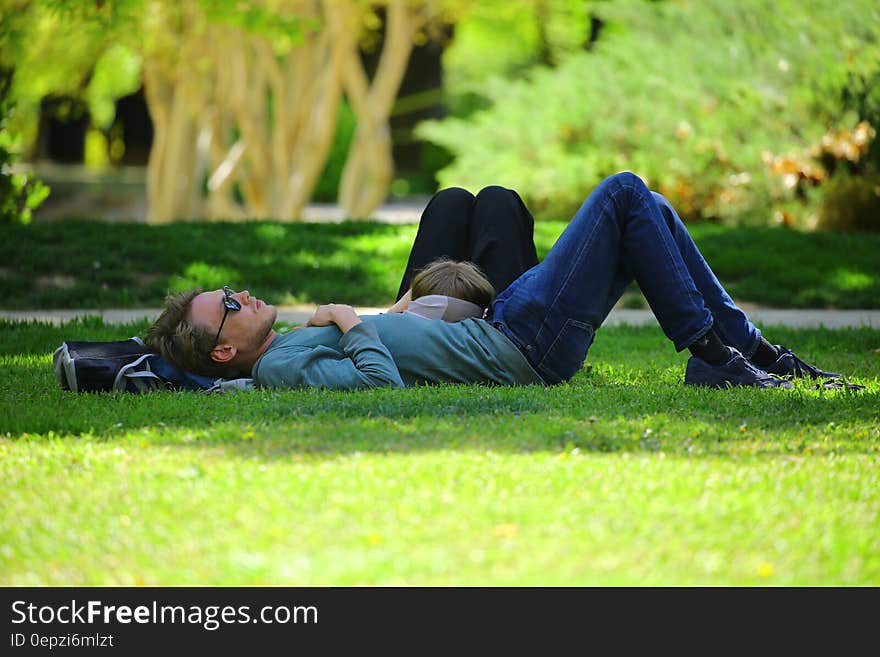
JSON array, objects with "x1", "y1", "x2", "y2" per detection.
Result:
[{"x1": 410, "y1": 259, "x2": 495, "y2": 309}]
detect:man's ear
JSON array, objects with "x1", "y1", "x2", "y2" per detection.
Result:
[{"x1": 210, "y1": 343, "x2": 237, "y2": 364}]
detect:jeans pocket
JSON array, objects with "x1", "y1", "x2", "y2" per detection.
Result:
[{"x1": 537, "y1": 318, "x2": 595, "y2": 384}]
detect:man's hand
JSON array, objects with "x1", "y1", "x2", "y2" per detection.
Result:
[{"x1": 304, "y1": 304, "x2": 362, "y2": 333}]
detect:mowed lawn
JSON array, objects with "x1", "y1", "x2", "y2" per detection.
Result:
[{"x1": 2, "y1": 318, "x2": 878, "y2": 586}]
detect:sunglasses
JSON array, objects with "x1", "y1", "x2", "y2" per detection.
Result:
[{"x1": 214, "y1": 286, "x2": 242, "y2": 346}]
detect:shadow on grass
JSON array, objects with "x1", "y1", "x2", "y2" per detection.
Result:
[
  {"x1": 4, "y1": 219, "x2": 879, "y2": 309},
  {"x1": 0, "y1": 220, "x2": 417, "y2": 309},
  {"x1": 689, "y1": 224, "x2": 880, "y2": 309},
  {"x1": 5, "y1": 367, "x2": 878, "y2": 459}
]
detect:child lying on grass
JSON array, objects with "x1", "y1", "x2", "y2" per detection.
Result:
[{"x1": 391, "y1": 259, "x2": 495, "y2": 323}]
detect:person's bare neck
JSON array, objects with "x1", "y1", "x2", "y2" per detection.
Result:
[{"x1": 231, "y1": 329, "x2": 277, "y2": 376}]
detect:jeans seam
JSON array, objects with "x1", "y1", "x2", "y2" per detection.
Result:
[
  {"x1": 634, "y1": 183, "x2": 699, "y2": 313},
  {"x1": 537, "y1": 318, "x2": 594, "y2": 383},
  {"x1": 534, "y1": 182, "x2": 628, "y2": 347},
  {"x1": 628, "y1": 179, "x2": 715, "y2": 350}
]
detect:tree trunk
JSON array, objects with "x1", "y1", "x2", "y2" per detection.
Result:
[
  {"x1": 140, "y1": 0, "x2": 432, "y2": 222},
  {"x1": 141, "y1": 1, "x2": 205, "y2": 223},
  {"x1": 338, "y1": 0, "x2": 421, "y2": 219},
  {"x1": 199, "y1": 1, "x2": 345, "y2": 221}
]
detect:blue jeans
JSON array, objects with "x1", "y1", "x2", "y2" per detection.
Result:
[{"x1": 491, "y1": 172, "x2": 762, "y2": 384}]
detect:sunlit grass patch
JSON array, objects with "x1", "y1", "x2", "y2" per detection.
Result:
[{"x1": 1, "y1": 320, "x2": 879, "y2": 585}]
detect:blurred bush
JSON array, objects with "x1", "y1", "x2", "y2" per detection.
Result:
[
  {"x1": 0, "y1": 70, "x2": 48, "y2": 224},
  {"x1": 766, "y1": 119, "x2": 879, "y2": 232},
  {"x1": 816, "y1": 173, "x2": 880, "y2": 232},
  {"x1": 417, "y1": 0, "x2": 880, "y2": 226}
]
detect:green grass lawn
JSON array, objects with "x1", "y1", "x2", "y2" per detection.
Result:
[
  {"x1": 3, "y1": 219, "x2": 879, "y2": 309},
  {"x1": 3, "y1": 318, "x2": 879, "y2": 585}
]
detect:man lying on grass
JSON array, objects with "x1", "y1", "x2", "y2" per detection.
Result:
[{"x1": 146, "y1": 173, "x2": 846, "y2": 391}]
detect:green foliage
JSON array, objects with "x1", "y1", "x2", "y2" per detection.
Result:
[
  {"x1": 2, "y1": 3, "x2": 113, "y2": 148},
  {"x1": 1, "y1": 218, "x2": 879, "y2": 309},
  {"x1": 443, "y1": 0, "x2": 597, "y2": 115},
  {"x1": 198, "y1": 0, "x2": 312, "y2": 54},
  {"x1": 1, "y1": 0, "x2": 311, "y2": 164},
  {"x1": 85, "y1": 44, "x2": 143, "y2": 130},
  {"x1": 420, "y1": 0, "x2": 880, "y2": 224},
  {"x1": 0, "y1": 71, "x2": 49, "y2": 224},
  {"x1": 2, "y1": 319, "x2": 878, "y2": 585}
]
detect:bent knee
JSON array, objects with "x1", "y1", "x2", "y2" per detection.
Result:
[
  {"x1": 431, "y1": 187, "x2": 475, "y2": 206},
  {"x1": 609, "y1": 170, "x2": 647, "y2": 190},
  {"x1": 474, "y1": 185, "x2": 520, "y2": 204}
]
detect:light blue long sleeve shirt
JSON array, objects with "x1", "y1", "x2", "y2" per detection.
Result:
[{"x1": 252, "y1": 313, "x2": 544, "y2": 390}]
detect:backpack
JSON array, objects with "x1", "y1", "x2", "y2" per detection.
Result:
[{"x1": 53, "y1": 337, "x2": 254, "y2": 393}]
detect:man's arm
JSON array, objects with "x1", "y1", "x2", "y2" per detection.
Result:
[{"x1": 256, "y1": 305, "x2": 406, "y2": 389}]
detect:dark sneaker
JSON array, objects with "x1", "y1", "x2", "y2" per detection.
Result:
[
  {"x1": 761, "y1": 345, "x2": 841, "y2": 380},
  {"x1": 685, "y1": 348, "x2": 792, "y2": 389}
]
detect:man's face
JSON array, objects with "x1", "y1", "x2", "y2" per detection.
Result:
[{"x1": 190, "y1": 287, "x2": 278, "y2": 353}]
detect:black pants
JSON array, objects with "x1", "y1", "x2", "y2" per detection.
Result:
[{"x1": 396, "y1": 186, "x2": 540, "y2": 301}]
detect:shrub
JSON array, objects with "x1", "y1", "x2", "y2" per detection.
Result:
[
  {"x1": 816, "y1": 173, "x2": 880, "y2": 232},
  {"x1": 0, "y1": 70, "x2": 48, "y2": 224},
  {"x1": 418, "y1": 0, "x2": 880, "y2": 224},
  {"x1": 765, "y1": 120, "x2": 879, "y2": 231}
]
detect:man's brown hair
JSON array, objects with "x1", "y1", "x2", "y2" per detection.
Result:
[
  {"x1": 411, "y1": 259, "x2": 495, "y2": 309},
  {"x1": 144, "y1": 289, "x2": 229, "y2": 378}
]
